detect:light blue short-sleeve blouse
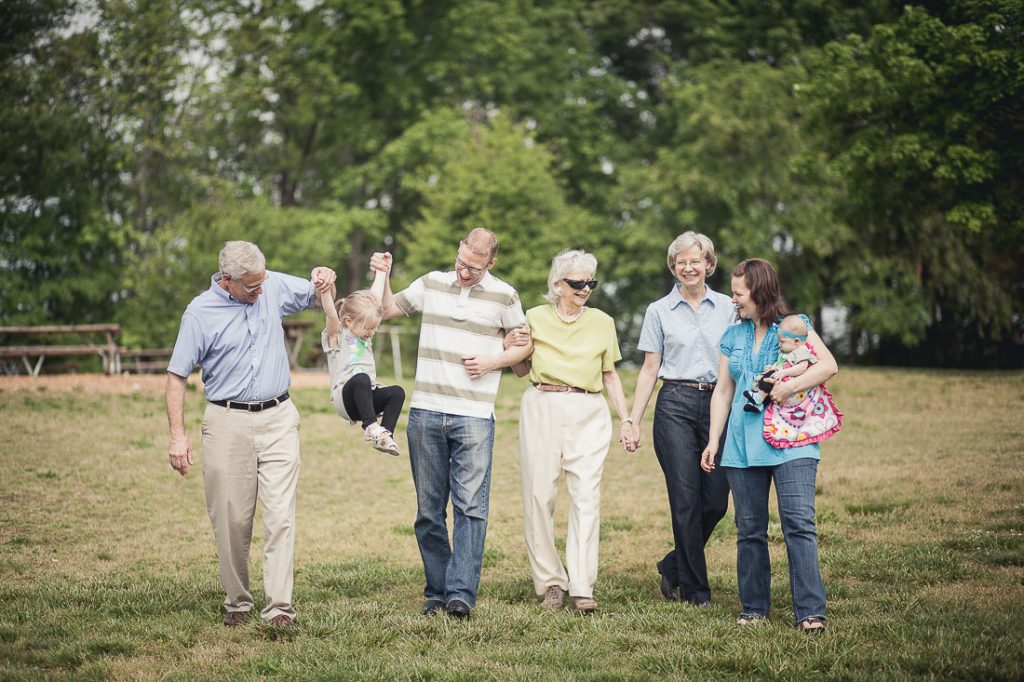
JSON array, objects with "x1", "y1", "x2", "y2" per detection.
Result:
[{"x1": 719, "y1": 315, "x2": 820, "y2": 468}]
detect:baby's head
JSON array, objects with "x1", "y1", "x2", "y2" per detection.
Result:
[
  {"x1": 336, "y1": 290, "x2": 383, "y2": 341},
  {"x1": 777, "y1": 315, "x2": 808, "y2": 353}
]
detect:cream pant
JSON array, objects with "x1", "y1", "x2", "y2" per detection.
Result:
[
  {"x1": 518, "y1": 387, "x2": 612, "y2": 598},
  {"x1": 201, "y1": 399, "x2": 301, "y2": 621}
]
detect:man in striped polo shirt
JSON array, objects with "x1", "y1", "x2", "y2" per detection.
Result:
[{"x1": 373, "y1": 228, "x2": 532, "y2": 619}]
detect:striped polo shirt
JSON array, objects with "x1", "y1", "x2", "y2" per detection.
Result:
[{"x1": 395, "y1": 270, "x2": 526, "y2": 419}]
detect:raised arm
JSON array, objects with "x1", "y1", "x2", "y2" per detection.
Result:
[
  {"x1": 370, "y1": 251, "x2": 405, "y2": 320},
  {"x1": 165, "y1": 372, "x2": 193, "y2": 477},
  {"x1": 321, "y1": 287, "x2": 341, "y2": 348},
  {"x1": 310, "y1": 266, "x2": 337, "y2": 306},
  {"x1": 701, "y1": 353, "x2": 735, "y2": 472}
]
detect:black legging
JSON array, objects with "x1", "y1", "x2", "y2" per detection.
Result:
[{"x1": 341, "y1": 372, "x2": 406, "y2": 434}]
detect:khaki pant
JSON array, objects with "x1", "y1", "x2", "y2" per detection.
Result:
[
  {"x1": 201, "y1": 399, "x2": 301, "y2": 621},
  {"x1": 518, "y1": 387, "x2": 611, "y2": 598}
]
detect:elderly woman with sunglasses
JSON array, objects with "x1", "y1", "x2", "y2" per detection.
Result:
[
  {"x1": 508, "y1": 249, "x2": 636, "y2": 614},
  {"x1": 626, "y1": 231, "x2": 735, "y2": 607}
]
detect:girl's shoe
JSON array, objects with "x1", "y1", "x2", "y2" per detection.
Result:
[{"x1": 364, "y1": 423, "x2": 400, "y2": 456}]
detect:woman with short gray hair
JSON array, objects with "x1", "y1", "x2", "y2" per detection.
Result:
[
  {"x1": 511, "y1": 249, "x2": 636, "y2": 614},
  {"x1": 626, "y1": 231, "x2": 734, "y2": 606}
]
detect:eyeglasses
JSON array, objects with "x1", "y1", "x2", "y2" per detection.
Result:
[
  {"x1": 563, "y1": 278, "x2": 599, "y2": 291},
  {"x1": 233, "y1": 277, "x2": 266, "y2": 294},
  {"x1": 675, "y1": 258, "x2": 705, "y2": 269},
  {"x1": 454, "y1": 257, "x2": 486, "y2": 276}
]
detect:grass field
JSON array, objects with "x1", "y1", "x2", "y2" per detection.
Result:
[{"x1": 1, "y1": 367, "x2": 1023, "y2": 680}]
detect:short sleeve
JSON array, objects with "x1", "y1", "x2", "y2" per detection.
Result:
[
  {"x1": 394, "y1": 275, "x2": 427, "y2": 315},
  {"x1": 636, "y1": 303, "x2": 664, "y2": 354},
  {"x1": 720, "y1": 323, "x2": 741, "y2": 357},
  {"x1": 167, "y1": 311, "x2": 204, "y2": 377},
  {"x1": 500, "y1": 290, "x2": 527, "y2": 332},
  {"x1": 274, "y1": 271, "x2": 316, "y2": 316},
  {"x1": 798, "y1": 313, "x2": 814, "y2": 334},
  {"x1": 602, "y1": 314, "x2": 623, "y2": 371}
]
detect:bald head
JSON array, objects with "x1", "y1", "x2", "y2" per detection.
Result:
[{"x1": 463, "y1": 227, "x2": 498, "y2": 260}]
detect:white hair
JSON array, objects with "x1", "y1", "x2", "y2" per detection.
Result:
[
  {"x1": 219, "y1": 241, "x2": 266, "y2": 279},
  {"x1": 545, "y1": 249, "x2": 598, "y2": 304},
  {"x1": 666, "y1": 231, "x2": 718, "y2": 275}
]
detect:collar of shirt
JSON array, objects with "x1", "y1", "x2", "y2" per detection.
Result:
[{"x1": 668, "y1": 283, "x2": 717, "y2": 310}]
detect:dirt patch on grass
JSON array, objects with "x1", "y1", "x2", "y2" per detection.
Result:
[{"x1": 0, "y1": 370, "x2": 329, "y2": 395}]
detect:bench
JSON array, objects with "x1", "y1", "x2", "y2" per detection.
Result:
[
  {"x1": 0, "y1": 324, "x2": 122, "y2": 376},
  {"x1": 121, "y1": 320, "x2": 316, "y2": 374},
  {"x1": 120, "y1": 348, "x2": 174, "y2": 374}
]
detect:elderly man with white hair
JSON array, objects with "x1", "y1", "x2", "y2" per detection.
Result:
[
  {"x1": 165, "y1": 240, "x2": 336, "y2": 628},
  {"x1": 510, "y1": 248, "x2": 637, "y2": 614}
]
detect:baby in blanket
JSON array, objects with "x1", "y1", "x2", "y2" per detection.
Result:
[
  {"x1": 745, "y1": 315, "x2": 843, "y2": 449},
  {"x1": 743, "y1": 315, "x2": 816, "y2": 413}
]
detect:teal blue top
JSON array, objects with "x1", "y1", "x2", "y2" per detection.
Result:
[{"x1": 719, "y1": 315, "x2": 820, "y2": 468}]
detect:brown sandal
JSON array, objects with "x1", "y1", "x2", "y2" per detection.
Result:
[{"x1": 800, "y1": 616, "x2": 826, "y2": 634}]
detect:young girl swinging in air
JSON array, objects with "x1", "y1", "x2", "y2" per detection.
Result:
[{"x1": 321, "y1": 253, "x2": 405, "y2": 456}]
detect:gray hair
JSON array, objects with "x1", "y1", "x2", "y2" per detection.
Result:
[
  {"x1": 545, "y1": 249, "x2": 598, "y2": 304},
  {"x1": 219, "y1": 241, "x2": 266, "y2": 279},
  {"x1": 666, "y1": 231, "x2": 717, "y2": 275}
]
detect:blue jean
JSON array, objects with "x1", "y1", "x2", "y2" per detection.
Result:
[
  {"x1": 725, "y1": 458, "x2": 826, "y2": 624},
  {"x1": 407, "y1": 408, "x2": 495, "y2": 607},
  {"x1": 652, "y1": 383, "x2": 730, "y2": 604}
]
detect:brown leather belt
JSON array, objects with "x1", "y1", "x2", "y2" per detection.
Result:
[
  {"x1": 533, "y1": 383, "x2": 596, "y2": 394},
  {"x1": 661, "y1": 380, "x2": 715, "y2": 391}
]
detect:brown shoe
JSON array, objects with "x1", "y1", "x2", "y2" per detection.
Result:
[
  {"x1": 268, "y1": 614, "x2": 296, "y2": 628},
  {"x1": 540, "y1": 585, "x2": 566, "y2": 610},
  {"x1": 570, "y1": 596, "x2": 598, "y2": 614},
  {"x1": 222, "y1": 610, "x2": 250, "y2": 627}
]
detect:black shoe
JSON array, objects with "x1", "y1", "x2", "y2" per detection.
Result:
[
  {"x1": 660, "y1": 573, "x2": 680, "y2": 601},
  {"x1": 743, "y1": 402, "x2": 762, "y2": 414},
  {"x1": 446, "y1": 599, "x2": 471, "y2": 619},
  {"x1": 422, "y1": 599, "x2": 446, "y2": 616}
]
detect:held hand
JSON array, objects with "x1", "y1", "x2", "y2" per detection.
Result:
[
  {"x1": 700, "y1": 443, "x2": 717, "y2": 473},
  {"x1": 502, "y1": 326, "x2": 531, "y2": 350},
  {"x1": 462, "y1": 355, "x2": 496, "y2": 379},
  {"x1": 311, "y1": 267, "x2": 337, "y2": 292},
  {"x1": 169, "y1": 436, "x2": 193, "y2": 476},
  {"x1": 620, "y1": 422, "x2": 641, "y2": 452},
  {"x1": 369, "y1": 252, "x2": 391, "y2": 273}
]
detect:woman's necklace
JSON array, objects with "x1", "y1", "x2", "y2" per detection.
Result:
[{"x1": 554, "y1": 304, "x2": 585, "y2": 324}]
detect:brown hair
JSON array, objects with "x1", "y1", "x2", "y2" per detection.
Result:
[
  {"x1": 732, "y1": 258, "x2": 791, "y2": 328},
  {"x1": 335, "y1": 290, "x2": 383, "y2": 329}
]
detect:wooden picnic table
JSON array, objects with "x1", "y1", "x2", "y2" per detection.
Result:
[{"x1": 0, "y1": 324, "x2": 123, "y2": 376}]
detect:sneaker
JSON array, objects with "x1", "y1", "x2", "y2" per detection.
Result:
[
  {"x1": 540, "y1": 585, "x2": 566, "y2": 610},
  {"x1": 570, "y1": 596, "x2": 598, "y2": 614},
  {"x1": 364, "y1": 424, "x2": 400, "y2": 456}
]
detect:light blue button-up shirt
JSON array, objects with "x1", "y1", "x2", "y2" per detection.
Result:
[
  {"x1": 167, "y1": 271, "x2": 316, "y2": 402},
  {"x1": 636, "y1": 284, "x2": 736, "y2": 383}
]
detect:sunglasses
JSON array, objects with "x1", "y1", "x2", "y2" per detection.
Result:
[{"x1": 563, "y1": 278, "x2": 599, "y2": 291}]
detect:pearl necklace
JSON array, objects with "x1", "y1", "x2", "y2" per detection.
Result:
[{"x1": 554, "y1": 304, "x2": 585, "y2": 324}]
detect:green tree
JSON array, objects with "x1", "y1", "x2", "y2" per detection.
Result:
[
  {"x1": 0, "y1": 1, "x2": 132, "y2": 325},
  {"x1": 803, "y1": 1, "x2": 1024, "y2": 364},
  {"x1": 120, "y1": 198, "x2": 383, "y2": 348}
]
